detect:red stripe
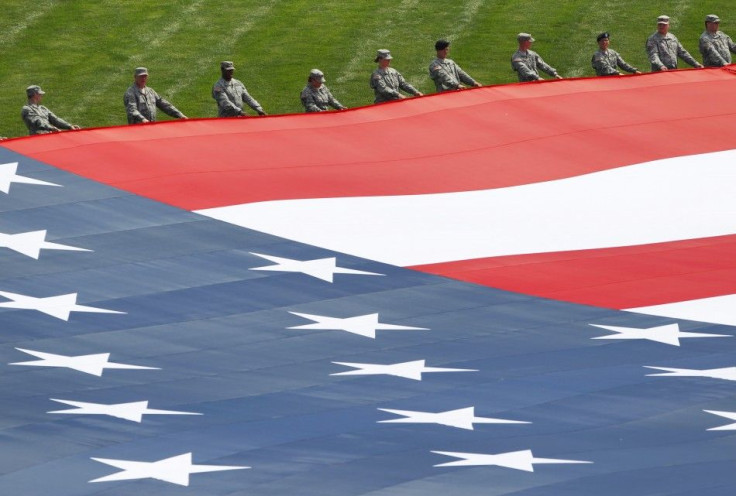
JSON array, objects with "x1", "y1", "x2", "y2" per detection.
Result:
[
  {"x1": 410, "y1": 235, "x2": 736, "y2": 309},
  {"x1": 5, "y1": 68, "x2": 736, "y2": 211}
]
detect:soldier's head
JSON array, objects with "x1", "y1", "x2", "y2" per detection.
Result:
[
  {"x1": 705, "y1": 14, "x2": 720, "y2": 33},
  {"x1": 308, "y1": 69, "x2": 325, "y2": 88},
  {"x1": 657, "y1": 15, "x2": 670, "y2": 34},
  {"x1": 596, "y1": 32, "x2": 610, "y2": 50},
  {"x1": 134, "y1": 67, "x2": 149, "y2": 88},
  {"x1": 517, "y1": 33, "x2": 534, "y2": 50},
  {"x1": 375, "y1": 49, "x2": 393, "y2": 68},
  {"x1": 26, "y1": 85, "x2": 45, "y2": 103},
  {"x1": 435, "y1": 39, "x2": 450, "y2": 58},
  {"x1": 220, "y1": 61, "x2": 235, "y2": 80}
]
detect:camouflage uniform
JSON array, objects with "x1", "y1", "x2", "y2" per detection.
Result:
[
  {"x1": 428, "y1": 58, "x2": 477, "y2": 92},
  {"x1": 511, "y1": 50, "x2": 559, "y2": 81},
  {"x1": 21, "y1": 104, "x2": 74, "y2": 135},
  {"x1": 371, "y1": 67, "x2": 420, "y2": 103},
  {"x1": 212, "y1": 77, "x2": 265, "y2": 117},
  {"x1": 646, "y1": 32, "x2": 700, "y2": 71},
  {"x1": 699, "y1": 30, "x2": 736, "y2": 67},
  {"x1": 592, "y1": 49, "x2": 639, "y2": 75},
  {"x1": 124, "y1": 85, "x2": 185, "y2": 124},
  {"x1": 300, "y1": 84, "x2": 345, "y2": 112}
]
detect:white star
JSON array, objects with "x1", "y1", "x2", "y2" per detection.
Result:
[
  {"x1": 48, "y1": 399, "x2": 201, "y2": 423},
  {"x1": 644, "y1": 365, "x2": 736, "y2": 381},
  {"x1": 0, "y1": 230, "x2": 91, "y2": 259},
  {"x1": 90, "y1": 452, "x2": 249, "y2": 486},
  {"x1": 0, "y1": 290, "x2": 124, "y2": 321},
  {"x1": 249, "y1": 252, "x2": 384, "y2": 282},
  {"x1": 704, "y1": 410, "x2": 736, "y2": 430},
  {"x1": 432, "y1": 449, "x2": 593, "y2": 472},
  {"x1": 10, "y1": 348, "x2": 160, "y2": 377},
  {"x1": 590, "y1": 323, "x2": 729, "y2": 346},
  {"x1": 0, "y1": 162, "x2": 61, "y2": 194},
  {"x1": 378, "y1": 406, "x2": 530, "y2": 430},
  {"x1": 288, "y1": 311, "x2": 427, "y2": 339},
  {"x1": 331, "y1": 359, "x2": 477, "y2": 381}
]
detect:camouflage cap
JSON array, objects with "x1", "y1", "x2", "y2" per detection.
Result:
[
  {"x1": 309, "y1": 68, "x2": 325, "y2": 82},
  {"x1": 657, "y1": 15, "x2": 670, "y2": 24},
  {"x1": 596, "y1": 32, "x2": 610, "y2": 42},
  {"x1": 517, "y1": 32, "x2": 535, "y2": 42},
  {"x1": 26, "y1": 85, "x2": 45, "y2": 97},
  {"x1": 375, "y1": 49, "x2": 393, "y2": 62},
  {"x1": 221, "y1": 61, "x2": 235, "y2": 71},
  {"x1": 705, "y1": 14, "x2": 721, "y2": 23},
  {"x1": 435, "y1": 39, "x2": 450, "y2": 51},
  {"x1": 134, "y1": 67, "x2": 149, "y2": 76}
]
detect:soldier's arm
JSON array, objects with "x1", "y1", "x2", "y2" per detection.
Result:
[
  {"x1": 677, "y1": 42, "x2": 703, "y2": 67},
  {"x1": 154, "y1": 92, "x2": 186, "y2": 119},
  {"x1": 456, "y1": 65, "x2": 479, "y2": 87},
  {"x1": 646, "y1": 38, "x2": 666, "y2": 70},
  {"x1": 536, "y1": 54, "x2": 560, "y2": 78},
  {"x1": 398, "y1": 74, "x2": 421, "y2": 96},
  {"x1": 241, "y1": 87, "x2": 266, "y2": 115},
  {"x1": 124, "y1": 90, "x2": 148, "y2": 123},
  {"x1": 326, "y1": 89, "x2": 346, "y2": 110},
  {"x1": 727, "y1": 35, "x2": 736, "y2": 54},
  {"x1": 616, "y1": 53, "x2": 639, "y2": 73},
  {"x1": 47, "y1": 111, "x2": 73, "y2": 130}
]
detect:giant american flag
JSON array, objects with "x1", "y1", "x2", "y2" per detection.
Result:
[{"x1": 1, "y1": 67, "x2": 736, "y2": 495}]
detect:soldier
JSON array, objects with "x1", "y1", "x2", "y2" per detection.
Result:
[
  {"x1": 592, "y1": 32, "x2": 641, "y2": 76},
  {"x1": 212, "y1": 61, "x2": 266, "y2": 117},
  {"x1": 371, "y1": 49, "x2": 423, "y2": 103},
  {"x1": 512, "y1": 33, "x2": 563, "y2": 81},
  {"x1": 21, "y1": 85, "x2": 80, "y2": 135},
  {"x1": 699, "y1": 14, "x2": 736, "y2": 67},
  {"x1": 646, "y1": 15, "x2": 703, "y2": 71},
  {"x1": 428, "y1": 39, "x2": 482, "y2": 92},
  {"x1": 124, "y1": 67, "x2": 187, "y2": 124},
  {"x1": 300, "y1": 69, "x2": 347, "y2": 112}
]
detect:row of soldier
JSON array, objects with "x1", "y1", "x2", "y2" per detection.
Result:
[{"x1": 16, "y1": 14, "x2": 736, "y2": 137}]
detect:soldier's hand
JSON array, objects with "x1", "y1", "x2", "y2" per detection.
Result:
[
  {"x1": 257, "y1": 110, "x2": 267, "y2": 116},
  {"x1": 415, "y1": 92, "x2": 424, "y2": 97},
  {"x1": 473, "y1": 82, "x2": 482, "y2": 87},
  {"x1": 141, "y1": 118, "x2": 150, "y2": 123},
  {"x1": 695, "y1": 63, "x2": 704, "y2": 68},
  {"x1": 398, "y1": 94, "x2": 406, "y2": 99},
  {"x1": 180, "y1": 115, "x2": 188, "y2": 119},
  {"x1": 554, "y1": 74, "x2": 563, "y2": 80},
  {"x1": 660, "y1": 66, "x2": 668, "y2": 71},
  {"x1": 71, "y1": 125, "x2": 81, "y2": 130},
  {"x1": 634, "y1": 71, "x2": 642, "y2": 74}
]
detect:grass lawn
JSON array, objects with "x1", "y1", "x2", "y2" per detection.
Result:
[{"x1": 0, "y1": 0, "x2": 733, "y2": 137}]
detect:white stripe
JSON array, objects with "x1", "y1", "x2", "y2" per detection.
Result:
[
  {"x1": 198, "y1": 150, "x2": 736, "y2": 267},
  {"x1": 627, "y1": 294, "x2": 736, "y2": 327}
]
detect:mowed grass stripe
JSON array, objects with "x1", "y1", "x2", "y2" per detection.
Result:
[{"x1": 0, "y1": 0, "x2": 733, "y2": 137}]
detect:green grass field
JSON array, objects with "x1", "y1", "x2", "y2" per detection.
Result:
[{"x1": 0, "y1": 0, "x2": 732, "y2": 138}]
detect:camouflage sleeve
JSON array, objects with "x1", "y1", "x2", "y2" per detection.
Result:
[
  {"x1": 535, "y1": 53, "x2": 558, "y2": 77},
  {"x1": 240, "y1": 86, "x2": 264, "y2": 114},
  {"x1": 212, "y1": 84, "x2": 242, "y2": 115},
  {"x1": 46, "y1": 110, "x2": 73, "y2": 130},
  {"x1": 511, "y1": 56, "x2": 540, "y2": 80},
  {"x1": 326, "y1": 88, "x2": 346, "y2": 110},
  {"x1": 729, "y1": 35, "x2": 736, "y2": 54},
  {"x1": 676, "y1": 41, "x2": 700, "y2": 67},
  {"x1": 397, "y1": 72, "x2": 420, "y2": 96},
  {"x1": 371, "y1": 72, "x2": 399, "y2": 99},
  {"x1": 455, "y1": 64, "x2": 477, "y2": 86},
  {"x1": 429, "y1": 63, "x2": 459, "y2": 90},
  {"x1": 154, "y1": 90, "x2": 185, "y2": 119},
  {"x1": 646, "y1": 37, "x2": 665, "y2": 70},
  {"x1": 616, "y1": 52, "x2": 638, "y2": 73},
  {"x1": 123, "y1": 87, "x2": 147, "y2": 123},
  {"x1": 300, "y1": 88, "x2": 323, "y2": 112}
]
